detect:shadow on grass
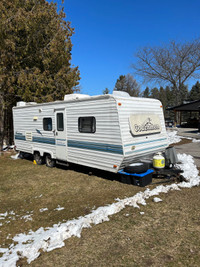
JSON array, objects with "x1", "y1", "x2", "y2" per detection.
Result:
[{"x1": 20, "y1": 152, "x2": 122, "y2": 184}]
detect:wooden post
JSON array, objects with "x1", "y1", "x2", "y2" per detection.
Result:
[{"x1": 174, "y1": 110, "x2": 177, "y2": 127}]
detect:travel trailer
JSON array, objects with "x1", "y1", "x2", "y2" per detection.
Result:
[{"x1": 13, "y1": 91, "x2": 169, "y2": 173}]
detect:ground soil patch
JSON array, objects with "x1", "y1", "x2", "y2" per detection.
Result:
[{"x1": 171, "y1": 138, "x2": 192, "y2": 146}]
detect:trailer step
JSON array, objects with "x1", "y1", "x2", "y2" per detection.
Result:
[{"x1": 56, "y1": 160, "x2": 69, "y2": 167}]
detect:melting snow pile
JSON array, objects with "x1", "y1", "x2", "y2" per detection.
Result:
[
  {"x1": 1, "y1": 154, "x2": 200, "y2": 266},
  {"x1": 167, "y1": 130, "x2": 182, "y2": 144},
  {"x1": 192, "y1": 139, "x2": 200, "y2": 143}
]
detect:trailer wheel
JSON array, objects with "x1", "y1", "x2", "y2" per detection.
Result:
[
  {"x1": 19, "y1": 151, "x2": 25, "y2": 159},
  {"x1": 34, "y1": 152, "x2": 43, "y2": 165},
  {"x1": 124, "y1": 162, "x2": 148, "y2": 174},
  {"x1": 45, "y1": 154, "x2": 56, "y2": 168}
]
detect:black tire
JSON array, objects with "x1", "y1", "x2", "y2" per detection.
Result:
[
  {"x1": 124, "y1": 162, "x2": 149, "y2": 174},
  {"x1": 19, "y1": 151, "x2": 24, "y2": 159},
  {"x1": 34, "y1": 152, "x2": 43, "y2": 165},
  {"x1": 45, "y1": 154, "x2": 56, "y2": 168}
]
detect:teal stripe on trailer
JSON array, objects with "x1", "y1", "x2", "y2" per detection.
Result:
[
  {"x1": 68, "y1": 140, "x2": 123, "y2": 155},
  {"x1": 15, "y1": 135, "x2": 55, "y2": 145},
  {"x1": 124, "y1": 138, "x2": 168, "y2": 147},
  {"x1": 33, "y1": 136, "x2": 55, "y2": 145},
  {"x1": 56, "y1": 144, "x2": 66, "y2": 146},
  {"x1": 15, "y1": 135, "x2": 26, "y2": 141}
]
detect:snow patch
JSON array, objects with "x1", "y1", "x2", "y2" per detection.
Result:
[
  {"x1": 39, "y1": 208, "x2": 48, "y2": 213},
  {"x1": 54, "y1": 205, "x2": 65, "y2": 211},
  {"x1": 192, "y1": 138, "x2": 200, "y2": 143},
  {"x1": 153, "y1": 197, "x2": 162, "y2": 203},
  {"x1": 35, "y1": 194, "x2": 43, "y2": 199},
  {"x1": 0, "y1": 153, "x2": 199, "y2": 266},
  {"x1": 167, "y1": 131, "x2": 182, "y2": 144},
  {"x1": 11, "y1": 153, "x2": 20, "y2": 160},
  {"x1": 21, "y1": 215, "x2": 33, "y2": 222},
  {"x1": 0, "y1": 211, "x2": 34, "y2": 227},
  {"x1": 0, "y1": 212, "x2": 8, "y2": 218}
]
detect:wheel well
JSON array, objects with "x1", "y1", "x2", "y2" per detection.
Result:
[{"x1": 43, "y1": 152, "x2": 51, "y2": 158}]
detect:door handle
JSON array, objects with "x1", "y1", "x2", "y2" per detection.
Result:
[{"x1": 52, "y1": 129, "x2": 57, "y2": 136}]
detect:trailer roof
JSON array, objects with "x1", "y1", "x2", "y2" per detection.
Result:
[{"x1": 13, "y1": 93, "x2": 160, "y2": 109}]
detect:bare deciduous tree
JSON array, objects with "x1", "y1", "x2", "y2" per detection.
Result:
[{"x1": 133, "y1": 39, "x2": 200, "y2": 104}]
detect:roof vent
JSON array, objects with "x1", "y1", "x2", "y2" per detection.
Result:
[
  {"x1": 16, "y1": 101, "x2": 37, "y2": 107},
  {"x1": 112, "y1": 91, "x2": 130, "y2": 98},
  {"x1": 17, "y1": 101, "x2": 26, "y2": 107},
  {"x1": 64, "y1": 94, "x2": 90, "y2": 101},
  {"x1": 27, "y1": 102, "x2": 37, "y2": 105}
]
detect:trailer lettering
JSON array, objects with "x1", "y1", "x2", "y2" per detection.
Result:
[{"x1": 134, "y1": 118, "x2": 160, "y2": 133}]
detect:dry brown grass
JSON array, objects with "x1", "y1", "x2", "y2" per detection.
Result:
[
  {"x1": 0, "y1": 153, "x2": 143, "y2": 250},
  {"x1": 0, "y1": 152, "x2": 200, "y2": 266},
  {"x1": 29, "y1": 187, "x2": 200, "y2": 267}
]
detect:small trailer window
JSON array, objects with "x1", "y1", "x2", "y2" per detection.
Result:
[
  {"x1": 43, "y1": 118, "x2": 52, "y2": 131},
  {"x1": 78, "y1": 117, "x2": 96, "y2": 133},
  {"x1": 57, "y1": 113, "x2": 64, "y2": 131}
]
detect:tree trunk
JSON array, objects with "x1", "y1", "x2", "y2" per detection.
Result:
[{"x1": 0, "y1": 94, "x2": 5, "y2": 151}]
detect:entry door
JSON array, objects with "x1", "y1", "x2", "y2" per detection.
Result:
[{"x1": 55, "y1": 109, "x2": 67, "y2": 160}]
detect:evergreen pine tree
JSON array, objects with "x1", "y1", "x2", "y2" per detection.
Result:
[
  {"x1": 189, "y1": 81, "x2": 200, "y2": 101},
  {"x1": 0, "y1": 0, "x2": 80, "y2": 149}
]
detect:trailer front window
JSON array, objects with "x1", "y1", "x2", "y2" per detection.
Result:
[
  {"x1": 78, "y1": 117, "x2": 96, "y2": 133},
  {"x1": 43, "y1": 118, "x2": 52, "y2": 131}
]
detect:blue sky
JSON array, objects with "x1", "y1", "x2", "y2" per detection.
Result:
[{"x1": 56, "y1": 0, "x2": 200, "y2": 95}]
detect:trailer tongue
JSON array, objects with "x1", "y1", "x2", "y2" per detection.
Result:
[{"x1": 118, "y1": 146, "x2": 184, "y2": 187}]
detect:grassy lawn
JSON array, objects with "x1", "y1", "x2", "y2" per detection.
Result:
[{"x1": 0, "y1": 152, "x2": 200, "y2": 266}]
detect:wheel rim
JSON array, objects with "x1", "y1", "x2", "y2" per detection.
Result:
[
  {"x1": 46, "y1": 156, "x2": 51, "y2": 166},
  {"x1": 35, "y1": 154, "x2": 41, "y2": 163}
]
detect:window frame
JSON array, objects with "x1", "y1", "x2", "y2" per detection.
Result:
[
  {"x1": 43, "y1": 117, "x2": 52, "y2": 131},
  {"x1": 56, "y1": 112, "x2": 64, "y2": 131},
  {"x1": 78, "y1": 116, "x2": 96, "y2": 133}
]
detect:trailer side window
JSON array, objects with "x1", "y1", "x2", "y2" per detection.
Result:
[
  {"x1": 43, "y1": 118, "x2": 52, "y2": 131},
  {"x1": 78, "y1": 117, "x2": 96, "y2": 133},
  {"x1": 57, "y1": 113, "x2": 64, "y2": 131}
]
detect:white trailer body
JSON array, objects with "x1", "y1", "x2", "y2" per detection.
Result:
[{"x1": 13, "y1": 92, "x2": 169, "y2": 172}]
